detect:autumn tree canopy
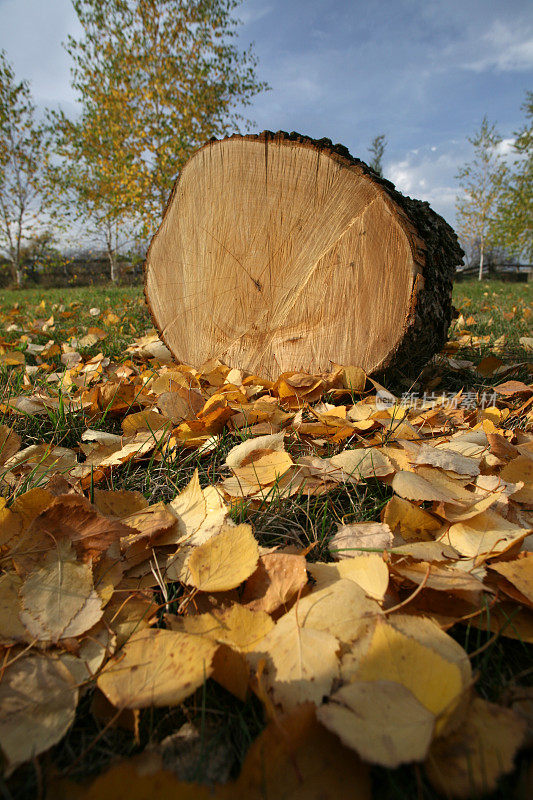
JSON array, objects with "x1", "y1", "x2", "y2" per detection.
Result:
[
  {"x1": 493, "y1": 91, "x2": 533, "y2": 262},
  {"x1": 50, "y1": 0, "x2": 269, "y2": 280}
]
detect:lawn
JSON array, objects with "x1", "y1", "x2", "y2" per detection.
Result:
[{"x1": 0, "y1": 278, "x2": 532, "y2": 799}]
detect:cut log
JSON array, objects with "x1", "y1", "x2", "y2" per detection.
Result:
[{"x1": 145, "y1": 131, "x2": 463, "y2": 379}]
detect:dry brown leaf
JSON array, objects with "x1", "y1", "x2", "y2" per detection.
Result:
[
  {"x1": 225, "y1": 431, "x2": 286, "y2": 469},
  {"x1": 0, "y1": 572, "x2": 31, "y2": 643},
  {"x1": 188, "y1": 524, "x2": 259, "y2": 591},
  {"x1": 241, "y1": 552, "x2": 308, "y2": 614},
  {"x1": 414, "y1": 443, "x2": 480, "y2": 476},
  {"x1": 425, "y1": 697, "x2": 526, "y2": 798},
  {"x1": 392, "y1": 561, "x2": 486, "y2": 599},
  {"x1": 98, "y1": 628, "x2": 217, "y2": 708},
  {"x1": 0, "y1": 653, "x2": 78, "y2": 776},
  {"x1": 22, "y1": 494, "x2": 133, "y2": 566},
  {"x1": 0, "y1": 425, "x2": 21, "y2": 466}
]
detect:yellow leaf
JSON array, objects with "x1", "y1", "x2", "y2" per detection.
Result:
[
  {"x1": 169, "y1": 604, "x2": 273, "y2": 652},
  {"x1": 280, "y1": 578, "x2": 382, "y2": 646},
  {"x1": 329, "y1": 447, "x2": 393, "y2": 480},
  {"x1": 225, "y1": 431, "x2": 286, "y2": 468},
  {"x1": 425, "y1": 697, "x2": 526, "y2": 797},
  {"x1": 383, "y1": 495, "x2": 443, "y2": 541},
  {"x1": 188, "y1": 524, "x2": 259, "y2": 591},
  {"x1": 19, "y1": 546, "x2": 104, "y2": 642},
  {"x1": 500, "y1": 455, "x2": 533, "y2": 504},
  {"x1": 489, "y1": 554, "x2": 533, "y2": 605},
  {"x1": 447, "y1": 509, "x2": 529, "y2": 558},
  {"x1": 252, "y1": 613, "x2": 340, "y2": 710},
  {"x1": 98, "y1": 628, "x2": 217, "y2": 708},
  {"x1": 308, "y1": 555, "x2": 389, "y2": 601},
  {"x1": 169, "y1": 469, "x2": 228, "y2": 546},
  {"x1": 355, "y1": 619, "x2": 466, "y2": 733},
  {"x1": 233, "y1": 449, "x2": 293, "y2": 488},
  {"x1": 318, "y1": 679, "x2": 435, "y2": 768}
]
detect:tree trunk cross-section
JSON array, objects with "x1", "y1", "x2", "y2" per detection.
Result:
[{"x1": 145, "y1": 131, "x2": 463, "y2": 379}]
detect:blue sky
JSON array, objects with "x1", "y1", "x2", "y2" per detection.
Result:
[{"x1": 0, "y1": 0, "x2": 531, "y2": 227}]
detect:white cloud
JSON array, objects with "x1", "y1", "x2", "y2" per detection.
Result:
[
  {"x1": 461, "y1": 21, "x2": 533, "y2": 72},
  {"x1": 495, "y1": 137, "x2": 516, "y2": 156},
  {"x1": 387, "y1": 145, "x2": 466, "y2": 226}
]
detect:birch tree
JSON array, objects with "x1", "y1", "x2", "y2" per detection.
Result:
[
  {"x1": 493, "y1": 92, "x2": 533, "y2": 262},
  {"x1": 0, "y1": 52, "x2": 49, "y2": 286},
  {"x1": 51, "y1": 0, "x2": 268, "y2": 276},
  {"x1": 455, "y1": 117, "x2": 507, "y2": 280}
]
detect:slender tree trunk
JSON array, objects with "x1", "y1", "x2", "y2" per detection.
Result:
[
  {"x1": 478, "y1": 237, "x2": 484, "y2": 281},
  {"x1": 108, "y1": 250, "x2": 118, "y2": 283},
  {"x1": 105, "y1": 223, "x2": 119, "y2": 283},
  {"x1": 9, "y1": 258, "x2": 22, "y2": 288}
]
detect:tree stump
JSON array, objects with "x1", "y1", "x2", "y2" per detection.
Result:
[{"x1": 145, "y1": 131, "x2": 463, "y2": 378}]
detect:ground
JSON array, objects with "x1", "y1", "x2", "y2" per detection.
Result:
[{"x1": 0, "y1": 279, "x2": 532, "y2": 799}]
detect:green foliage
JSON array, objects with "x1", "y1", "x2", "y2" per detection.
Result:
[
  {"x1": 49, "y1": 0, "x2": 269, "y2": 276},
  {"x1": 368, "y1": 133, "x2": 386, "y2": 177},
  {"x1": 0, "y1": 51, "x2": 51, "y2": 286},
  {"x1": 493, "y1": 91, "x2": 533, "y2": 262},
  {"x1": 455, "y1": 117, "x2": 507, "y2": 279}
]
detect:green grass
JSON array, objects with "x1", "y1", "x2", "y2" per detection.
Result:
[{"x1": 1, "y1": 278, "x2": 532, "y2": 799}]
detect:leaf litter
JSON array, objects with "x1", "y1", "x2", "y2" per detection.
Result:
[{"x1": 0, "y1": 298, "x2": 532, "y2": 796}]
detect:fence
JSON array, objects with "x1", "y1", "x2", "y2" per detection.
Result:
[{"x1": 0, "y1": 257, "x2": 144, "y2": 288}]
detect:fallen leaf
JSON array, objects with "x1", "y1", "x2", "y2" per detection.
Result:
[
  {"x1": 241, "y1": 552, "x2": 308, "y2": 613},
  {"x1": 354, "y1": 618, "x2": 467, "y2": 733},
  {"x1": 98, "y1": 628, "x2": 217, "y2": 708},
  {"x1": 188, "y1": 524, "x2": 259, "y2": 591},
  {"x1": 168, "y1": 604, "x2": 273, "y2": 652},
  {"x1": 0, "y1": 654, "x2": 78, "y2": 775},
  {"x1": 329, "y1": 447, "x2": 393, "y2": 480},
  {"x1": 488, "y1": 554, "x2": 533, "y2": 606},
  {"x1": 425, "y1": 697, "x2": 526, "y2": 798},
  {"x1": 318, "y1": 679, "x2": 434, "y2": 768},
  {"x1": 330, "y1": 522, "x2": 393, "y2": 558},
  {"x1": 308, "y1": 555, "x2": 389, "y2": 601}
]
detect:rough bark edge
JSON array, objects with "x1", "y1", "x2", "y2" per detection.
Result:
[{"x1": 144, "y1": 130, "x2": 464, "y2": 378}]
